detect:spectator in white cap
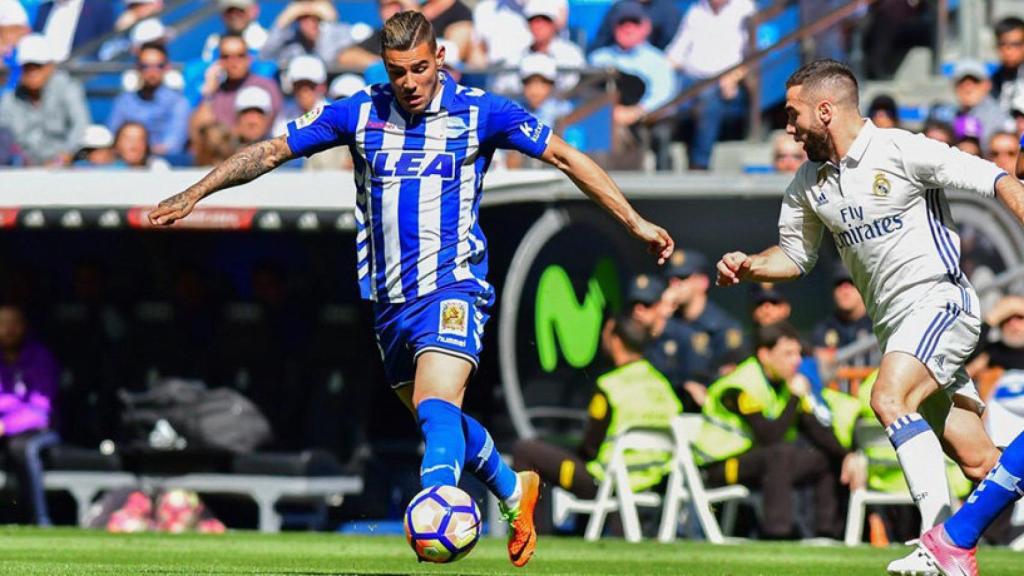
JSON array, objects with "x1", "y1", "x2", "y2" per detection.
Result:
[
  {"x1": 234, "y1": 85, "x2": 274, "y2": 145},
  {"x1": 260, "y1": 0, "x2": 356, "y2": 71},
  {"x1": 0, "y1": 0, "x2": 29, "y2": 60},
  {"x1": 202, "y1": 0, "x2": 268, "y2": 62},
  {"x1": 952, "y1": 59, "x2": 1015, "y2": 154},
  {"x1": 523, "y1": 0, "x2": 581, "y2": 92},
  {"x1": 0, "y1": 34, "x2": 91, "y2": 165},
  {"x1": 274, "y1": 54, "x2": 327, "y2": 136},
  {"x1": 492, "y1": 0, "x2": 583, "y2": 96},
  {"x1": 73, "y1": 124, "x2": 116, "y2": 166},
  {"x1": 130, "y1": 18, "x2": 169, "y2": 51},
  {"x1": 328, "y1": 73, "x2": 366, "y2": 101},
  {"x1": 116, "y1": 0, "x2": 164, "y2": 33},
  {"x1": 108, "y1": 43, "x2": 190, "y2": 155},
  {"x1": 519, "y1": 52, "x2": 571, "y2": 128}
]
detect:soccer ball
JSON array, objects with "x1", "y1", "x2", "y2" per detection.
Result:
[{"x1": 404, "y1": 485, "x2": 481, "y2": 563}]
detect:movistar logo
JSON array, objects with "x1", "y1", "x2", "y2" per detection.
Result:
[{"x1": 535, "y1": 258, "x2": 620, "y2": 372}]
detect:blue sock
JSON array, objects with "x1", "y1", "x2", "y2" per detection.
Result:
[
  {"x1": 462, "y1": 412, "x2": 518, "y2": 501},
  {"x1": 417, "y1": 398, "x2": 465, "y2": 488},
  {"x1": 946, "y1": 432, "x2": 1024, "y2": 549}
]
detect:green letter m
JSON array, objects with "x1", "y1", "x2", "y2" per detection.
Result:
[{"x1": 535, "y1": 258, "x2": 620, "y2": 372}]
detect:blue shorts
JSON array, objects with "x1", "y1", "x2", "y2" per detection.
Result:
[{"x1": 373, "y1": 281, "x2": 494, "y2": 389}]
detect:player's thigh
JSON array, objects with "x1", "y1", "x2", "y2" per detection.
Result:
[
  {"x1": 870, "y1": 351, "x2": 940, "y2": 425},
  {"x1": 412, "y1": 350, "x2": 473, "y2": 408},
  {"x1": 875, "y1": 300, "x2": 981, "y2": 422},
  {"x1": 941, "y1": 403, "x2": 1000, "y2": 482},
  {"x1": 408, "y1": 285, "x2": 493, "y2": 408}
]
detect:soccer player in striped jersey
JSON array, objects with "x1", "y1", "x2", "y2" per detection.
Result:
[
  {"x1": 712, "y1": 59, "x2": 1024, "y2": 574},
  {"x1": 148, "y1": 11, "x2": 673, "y2": 567}
]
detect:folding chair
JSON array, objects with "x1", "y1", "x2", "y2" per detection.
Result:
[
  {"x1": 657, "y1": 414, "x2": 750, "y2": 544},
  {"x1": 551, "y1": 428, "x2": 671, "y2": 543},
  {"x1": 843, "y1": 420, "x2": 914, "y2": 546}
]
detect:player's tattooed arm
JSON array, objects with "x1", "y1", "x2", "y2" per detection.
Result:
[{"x1": 148, "y1": 136, "x2": 295, "y2": 226}]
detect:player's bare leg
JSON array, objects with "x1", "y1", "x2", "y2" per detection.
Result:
[
  {"x1": 410, "y1": 351, "x2": 471, "y2": 409},
  {"x1": 871, "y1": 353, "x2": 954, "y2": 532},
  {"x1": 942, "y1": 404, "x2": 1000, "y2": 483}
]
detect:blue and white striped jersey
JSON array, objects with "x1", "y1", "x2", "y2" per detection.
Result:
[{"x1": 286, "y1": 72, "x2": 552, "y2": 303}]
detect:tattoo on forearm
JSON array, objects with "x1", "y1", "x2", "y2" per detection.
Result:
[{"x1": 162, "y1": 137, "x2": 293, "y2": 209}]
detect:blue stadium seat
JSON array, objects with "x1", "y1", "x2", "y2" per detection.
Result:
[
  {"x1": 567, "y1": 0, "x2": 615, "y2": 50},
  {"x1": 562, "y1": 99, "x2": 612, "y2": 154},
  {"x1": 753, "y1": 4, "x2": 800, "y2": 110}
]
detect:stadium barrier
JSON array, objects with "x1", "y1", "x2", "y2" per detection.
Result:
[{"x1": 39, "y1": 471, "x2": 363, "y2": 533}]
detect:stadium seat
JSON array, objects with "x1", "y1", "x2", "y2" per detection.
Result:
[
  {"x1": 656, "y1": 415, "x2": 750, "y2": 544},
  {"x1": 843, "y1": 487, "x2": 915, "y2": 546},
  {"x1": 552, "y1": 415, "x2": 749, "y2": 543},
  {"x1": 842, "y1": 420, "x2": 914, "y2": 547},
  {"x1": 551, "y1": 428, "x2": 668, "y2": 543}
]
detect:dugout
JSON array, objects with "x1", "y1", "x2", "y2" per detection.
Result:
[{"x1": 3, "y1": 169, "x2": 1023, "y2": 520}]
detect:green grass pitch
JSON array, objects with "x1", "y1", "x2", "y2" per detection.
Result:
[{"x1": 0, "y1": 527, "x2": 1020, "y2": 575}]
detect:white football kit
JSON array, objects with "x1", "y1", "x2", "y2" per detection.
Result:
[{"x1": 778, "y1": 120, "x2": 1008, "y2": 412}]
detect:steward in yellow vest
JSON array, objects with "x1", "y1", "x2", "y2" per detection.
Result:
[
  {"x1": 694, "y1": 322, "x2": 859, "y2": 539},
  {"x1": 512, "y1": 314, "x2": 683, "y2": 532}
]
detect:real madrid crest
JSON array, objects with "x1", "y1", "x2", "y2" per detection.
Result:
[{"x1": 872, "y1": 172, "x2": 891, "y2": 196}]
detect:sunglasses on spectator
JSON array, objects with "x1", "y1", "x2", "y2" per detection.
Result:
[
  {"x1": 137, "y1": 62, "x2": 166, "y2": 70},
  {"x1": 219, "y1": 52, "x2": 248, "y2": 60},
  {"x1": 774, "y1": 153, "x2": 803, "y2": 160}
]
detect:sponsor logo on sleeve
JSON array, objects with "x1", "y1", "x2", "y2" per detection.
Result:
[{"x1": 295, "y1": 105, "x2": 325, "y2": 129}]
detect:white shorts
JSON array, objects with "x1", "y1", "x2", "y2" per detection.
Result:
[{"x1": 880, "y1": 298, "x2": 984, "y2": 417}]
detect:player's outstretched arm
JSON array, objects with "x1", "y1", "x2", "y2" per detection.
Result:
[
  {"x1": 716, "y1": 245, "x2": 802, "y2": 287},
  {"x1": 148, "y1": 135, "x2": 295, "y2": 226},
  {"x1": 539, "y1": 134, "x2": 674, "y2": 264}
]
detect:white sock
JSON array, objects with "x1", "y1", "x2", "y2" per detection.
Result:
[
  {"x1": 502, "y1": 475, "x2": 522, "y2": 510},
  {"x1": 887, "y1": 413, "x2": 952, "y2": 533}
]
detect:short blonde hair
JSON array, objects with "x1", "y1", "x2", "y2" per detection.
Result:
[{"x1": 381, "y1": 11, "x2": 435, "y2": 52}]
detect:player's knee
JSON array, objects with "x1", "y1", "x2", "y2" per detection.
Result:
[{"x1": 869, "y1": 382, "x2": 911, "y2": 426}]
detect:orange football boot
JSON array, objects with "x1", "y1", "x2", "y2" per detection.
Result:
[{"x1": 500, "y1": 471, "x2": 540, "y2": 568}]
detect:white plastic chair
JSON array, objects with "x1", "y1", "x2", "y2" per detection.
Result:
[
  {"x1": 843, "y1": 488, "x2": 915, "y2": 546},
  {"x1": 843, "y1": 421, "x2": 915, "y2": 546},
  {"x1": 656, "y1": 414, "x2": 750, "y2": 544},
  {"x1": 551, "y1": 428, "x2": 671, "y2": 543}
]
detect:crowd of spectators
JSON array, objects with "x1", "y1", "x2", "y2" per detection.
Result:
[{"x1": 0, "y1": 0, "x2": 977, "y2": 172}]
